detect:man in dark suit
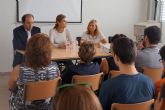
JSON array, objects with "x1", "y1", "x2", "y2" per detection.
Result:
[{"x1": 13, "y1": 14, "x2": 41, "y2": 67}]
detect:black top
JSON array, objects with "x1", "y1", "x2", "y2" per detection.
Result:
[{"x1": 13, "y1": 25, "x2": 41, "y2": 50}]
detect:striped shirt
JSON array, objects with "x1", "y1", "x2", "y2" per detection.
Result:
[{"x1": 9, "y1": 62, "x2": 60, "y2": 110}]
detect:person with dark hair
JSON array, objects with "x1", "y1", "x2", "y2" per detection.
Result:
[
  {"x1": 99, "y1": 37, "x2": 154, "y2": 110},
  {"x1": 100, "y1": 34, "x2": 127, "y2": 75},
  {"x1": 8, "y1": 33, "x2": 60, "y2": 110},
  {"x1": 49, "y1": 14, "x2": 72, "y2": 48},
  {"x1": 155, "y1": 45, "x2": 165, "y2": 98},
  {"x1": 155, "y1": 83, "x2": 165, "y2": 110},
  {"x1": 12, "y1": 14, "x2": 41, "y2": 67},
  {"x1": 62, "y1": 41, "x2": 100, "y2": 84},
  {"x1": 54, "y1": 86, "x2": 103, "y2": 110},
  {"x1": 135, "y1": 26, "x2": 163, "y2": 71}
]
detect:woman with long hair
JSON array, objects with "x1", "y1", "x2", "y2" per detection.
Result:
[
  {"x1": 8, "y1": 33, "x2": 60, "y2": 110},
  {"x1": 81, "y1": 19, "x2": 107, "y2": 47},
  {"x1": 49, "y1": 14, "x2": 72, "y2": 48}
]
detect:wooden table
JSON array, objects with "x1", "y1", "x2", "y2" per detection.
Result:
[
  {"x1": 51, "y1": 46, "x2": 111, "y2": 60},
  {"x1": 16, "y1": 46, "x2": 111, "y2": 61}
]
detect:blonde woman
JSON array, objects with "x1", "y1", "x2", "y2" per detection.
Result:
[
  {"x1": 81, "y1": 19, "x2": 107, "y2": 47},
  {"x1": 81, "y1": 19, "x2": 107, "y2": 64}
]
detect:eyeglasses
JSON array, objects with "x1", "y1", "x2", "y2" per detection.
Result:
[{"x1": 57, "y1": 83, "x2": 92, "y2": 93}]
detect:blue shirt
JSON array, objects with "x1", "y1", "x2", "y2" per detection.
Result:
[
  {"x1": 62, "y1": 62, "x2": 100, "y2": 84},
  {"x1": 99, "y1": 73, "x2": 154, "y2": 110}
]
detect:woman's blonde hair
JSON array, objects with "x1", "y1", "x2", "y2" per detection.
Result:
[
  {"x1": 55, "y1": 86, "x2": 102, "y2": 110},
  {"x1": 86, "y1": 19, "x2": 99, "y2": 36},
  {"x1": 25, "y1": 33, "x2": 52, "y2": 70}
]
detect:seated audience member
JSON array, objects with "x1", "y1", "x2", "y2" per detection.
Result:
[
  {"x1": 155, "y1": 45, "x2": 165, "y2": 98},
  {"x1": 135, "y1": 26, "x2": 163, "y2": 71},
  {"x1": 81, "y1": 19, "x2": 107, "y2": 64},
  {"x1": 62, "y1": 41, "x2": 100, "y2": 84},
  {"x1": 54, "y1": 85, "x2": 103, "y2": 110},
  {"x1": 99, "y1": 37, "x2": 154, "y2": 110},
  {"x1": 155, "y1": 83, "x2": 165, "y2": 110},
  {"x1": 8, "y1": 33, "x2": 60, "y2": 110},
  {"x1": 100, "y1": 34, "x2": 127, "y2": 75},
  {"x1": 13, "y1": 14, "x2": 41, "y2": 67},
  {"x1": 49, "y1": 14, "x2": 73, "y2": 71}
]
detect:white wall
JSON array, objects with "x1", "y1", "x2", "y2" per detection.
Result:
[{"x1": 0, "y1": 0, "x2": 149, "y2": 72}]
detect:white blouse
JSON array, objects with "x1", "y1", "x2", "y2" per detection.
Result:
[
  {"x1": 49, "y1": 28, "x2": 72, "y2": 47},
  {"x1": 81, "y1": 31, "x2": 105, "y2": 43}
]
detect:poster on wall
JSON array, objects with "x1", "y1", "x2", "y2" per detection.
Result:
[{"x1": 16, "y1": 0, "x2": 82, "y2": 23}]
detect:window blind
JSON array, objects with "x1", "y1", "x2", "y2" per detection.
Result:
[{"x1": 161, "y1": 0, "x2": 165, "y2": 21}]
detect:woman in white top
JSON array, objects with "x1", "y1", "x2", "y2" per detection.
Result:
[
  {"x1": 49, "y1": 14, "x2": 73, "y2": 72},
  {"x1": 49, "y1": 14, "x2": 72, "y2": 48},
  {"x1": 81, "y1": 19, "x2": 107, "y2": 64},
  {"x1": 81, "y1": 19, "x2": 107, "y2": 47}
]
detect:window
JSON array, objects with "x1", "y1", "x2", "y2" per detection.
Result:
[{"x1": 161, "y1": 0, "x2": 165, "y2": 22}]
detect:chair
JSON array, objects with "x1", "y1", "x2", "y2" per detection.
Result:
[
  {"x1": 72, "y1": 72, "x2": 104, "y2": 91},
  {"x1": 108, "y1": 36, "x2": 113, "y2": 43},
  {"x1": 109, "y1": 70, "x2": 121, "y2": 79},
  {"x1": 111, "y1": 99, "x2": 154, "y2": 110},
  {"x1": 143, "y1": 67, "x2": 164, "y2": 82},
  {"x1": 76, "y1": 36, "x2": 81, "y2": 46},
  {"x1": 100, "y1": 58, "x2": 109, "y2": 75},
  {"x1": 23, "y1": 77, "x2": 61, "y2": 108}
]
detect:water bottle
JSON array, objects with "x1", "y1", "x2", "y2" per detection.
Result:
[{"x1": 66, "y1": 40, "x2": 70, "y2": 50}]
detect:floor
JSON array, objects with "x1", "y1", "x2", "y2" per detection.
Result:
[{"x1": 0, "y1": 73, "x2": 10, "y2": 110}]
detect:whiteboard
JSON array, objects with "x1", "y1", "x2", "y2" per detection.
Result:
[{"x1": 16, "y1": 0, "x2": 82, "y2": 23}]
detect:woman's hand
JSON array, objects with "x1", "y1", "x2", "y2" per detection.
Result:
[{"x1": 59, "y1": 43, "x2": 66, "y2": 49}]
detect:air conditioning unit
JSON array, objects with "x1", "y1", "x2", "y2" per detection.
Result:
[{"x1": 134, "y1": 21, "x2": 160, "y2": 42}]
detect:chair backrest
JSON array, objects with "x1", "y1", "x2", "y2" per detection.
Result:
[
  {"x1": 108, "y1": 36, "x2": 113, "y2": 43},
  {"x1": 109, "y1": 70, "x2": 121, "y2": 79},
  {"x1": 24, "y1": 77, "x2": 61, "y2": 101},
  {"x1": 143, "y1": 67, "x2": 164, "y2": 82},
  {"x1": 72, "y1": 72, "x2": 104, "y2": 91},
  {"x1": 76, "y1": 36, "x2": 81, "y2": 46},
  {"x1": 111, "y1": 99, "x2": 154, "y2": 110}
]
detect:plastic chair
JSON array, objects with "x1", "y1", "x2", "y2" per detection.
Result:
[
  {"x1": 109, "y1": 70, "x2": 121, "y2": 79},
  {"x1": 76, "y1": 36, "x2": 82, "y2": 46},
  {"x1": 23, "y1": 77, "x2": 61, "y2": 109},
  {"x1": 111, "y1": 99, "x2": 154, "y2": 110},
  {"x1": 143, "y1": 67, "x2": 164, "y2": 82},
  {"x1": 72, "y1": 72, "x2": 104, "y2": 91}
]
